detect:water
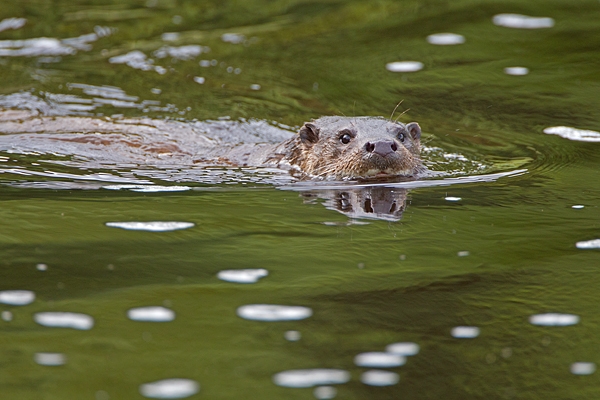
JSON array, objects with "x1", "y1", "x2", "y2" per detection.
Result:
[{"x1": 1, "y1": 1, "x2": 600, "y2": 399}]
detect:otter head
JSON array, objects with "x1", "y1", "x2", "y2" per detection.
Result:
[{"x1": 292, "y1": 116, "x2": 422, "y2": 179}]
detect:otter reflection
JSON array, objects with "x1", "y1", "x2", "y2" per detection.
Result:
[{"x1": 302, "y1": 186, "x2": 408, "y2": 222}]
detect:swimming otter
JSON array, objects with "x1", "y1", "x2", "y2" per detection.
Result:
[
  {"x1": 229, "y1": 116, "x2": 424, "y2": 179},
  {"x1": 0, "y1": 110, "x2": 423, "y2": 180}
]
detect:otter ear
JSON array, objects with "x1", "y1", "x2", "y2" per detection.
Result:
[
  {"x1": 406, "y1": 122, "x2": 421, "y2": 141},
  {"x1": 299, "y1": 123, "x2": 319, "y2": 145}
]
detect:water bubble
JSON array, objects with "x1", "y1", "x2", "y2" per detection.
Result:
[
  {"x1": 571, "y1": 362, "x2": 596, "y2": 375},
  {"x1": 0, "y1": 290, "x2": 35, "y2": 305},
  {"x1": 314, "y1": 386, "x2": 337, "y2": 399},
  {"x1": 105, "y1": 221, "x2": 195, "y2": 232},
  {"x1": 273, "y1": 369, "x2": 350, "y2": 388},
  {"x1": 128, "y1": 306, "x2": 175, "y2": 322},
  {"x1": 492, "y1": 14, "x2": 555, "y2": 29},
  {"x1": 34, "y1": 312, "x2": 94, "y2": 330},
  {"x1": 217, "y1": 269, "x2": 268, "y2": 283},
  {"x1": 193, "y1": 77, "x2": 205, "y2": 84},
  {"x1": 529, "y1": 313, "x2": 580, "y2": 326},
  {"x1": 2, "y1": 311, "x2": 13, "y2": 321},
  {"x1": 34, "y1": 352, "x2": 66, "y2": 366},
  {"x1": 199, "y1": 60, "x2": 210, "y2": 67},
  {"x1": 354, "y1": 352, "x2": 406, "y2": 368},
  {"x1": 451, "y1": 326, "x2": 480, "y2": 338},
  {"x1": 576, "y1": 239, "x2": 600, "y2": 249},
  {"x1": 426, "y1": 33, "x2": 465, "y2": 45},
  {"x1": 285, "y1": 330, "x2": 302, "y2": 341},
  {"x1": 237, "y1": 304, "x2": 312, "y2": 321},
  {"x1": 504, "y1": 67, "x2": 529, "y2": 76},
  {"x1": 385, "y1": 342, "x2": 420, "y2": 356},
  {"x1": 544, "y1": 126, "x2": 600, "y2": 142},
  {"x1": 139, "y1": 378, "x2": 199, "y2": 399},
  {"x1": 386, "y1": 61, "x2": 424, "y2": 72},
  {"x1": 445, "y1": 196, "x2": 461, "y2": 201},
  {"x1": 360, "y1": 370, "x2": 399, "y2": 386}
]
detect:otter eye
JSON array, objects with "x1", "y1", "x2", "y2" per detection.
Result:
[
  {"x1": 340, "y1": 133, "x2": 352, "y2": 144},
  {"x1": 398, "y1": 132, "x2": 405, "y2": 142}
]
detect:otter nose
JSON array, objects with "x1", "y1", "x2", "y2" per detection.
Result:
[{"x1": 365, "y1": 140, "x2": 398, "y2": 157}]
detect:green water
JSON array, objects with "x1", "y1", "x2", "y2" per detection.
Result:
[{"x1": 1, "y1": 0, "x2": 600, "y2": 399}]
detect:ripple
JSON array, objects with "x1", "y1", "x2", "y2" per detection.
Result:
[
  {"x1": 0, "y1": 290, "x2": 35, "y2": 305},
  {"x1": 571, "y1": 362, "x2": 596, "y2": 375},
  {"x1": 139, "y1": 378, "x2": 200, "y2": 399},
  {"x1": 529, "y1": 313, "x2": 580, "y2": 326},
  {"x1": 385, "y1": 342, "x2": 420, "y2": 356},
  {"x1": 576, "y1": 239, "x2": 600, "y2": 249},
  {"x1": 451, "y1": 326, "x2": 480, "y2": 338},
  {"x1": 105, "y1": 221, "x2": 195, "y2": 232},
  {"x1": 272, "y1": 369, "x2": 350, "y2": 388},
  {"x1": 354, "y1": 352, "x2": 406, "y2": 368},
  {"x1": 492, "y1": 14, "x2": 555, "y2": 29},
  {"x1": 34, "y1": 312, "x2": 94, "y2": 330},
  {"x1": 128, "y1": 306, "x2": 175, "y2": 322},
  {"x1": 543, "y1": 126, "x2": 600, "y2": 142},
  {"x1": 360, "y1": 370, "x2": 399, "y2": 386},
  {"x1": 504, "y1": 67, "x2": 529, "y2": 76},
  {"x1": 386, "y1": 61, "x2": 424, "y2": 72},
  {"x1": 426, "y1": 33, "x2": 465, "y2": 45},
  {"x1": 237, "y1": 304, "x2": 312, "y2": 321},
  {"x1": 217, "y1": 268, "x2": 268, "y2": 283},
  {"x1": 34, "y1": 352, "x2": 66, "y2": 366}
]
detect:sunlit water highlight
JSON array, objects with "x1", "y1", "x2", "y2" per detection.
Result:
[
  {"x1": 451, "y1": 326, "x2": 480, "y2": 338},
  {"x1": 139, "y1": 378, "x2": 200, "y2": 399},
  {"x1": 360, "y1": 370, "x2": 400, "y2": 386},
  {"x1": 0, "y1": 290, "x2": 35, "y2": 305},
  {"x1": 426, "y1": 33, "x2": 465, "y2": 45},
  {"x1": 492, "y1": 14, "x2": 555, "y2": 29},
  {"x1": 127, "y1": 307, "x2": 175, "y2": 322},
  {"x1": 385, "y1": 342, "x2": 420, "y2": 356},
  {"x1": 236, "y1": 304, "x2": 313, "y2": 321},
  {"x1": 529, "y1": 313, "x2": 580, "y2": 326},
  {"x1": 33, "y1": 312, "x2": 94, "y2": 330},
  {"x1": 105, "y1": 222, "x2": 195, "y2": 232},
  {"x1": 34, "y1": 352, "x2": 67, "y2": 366},
  {"x1": 354, "y1": 352, "x2": 406, "y2": 368},
  {"x1": 217, "y1": 269, "x2": 269, "y2": 283},
  {"x1": 272, "y1": 369, "x2": 350, "y2": 388},
  {"x1": 570, "y1": 362, "x2": 596, "y2": 375}
]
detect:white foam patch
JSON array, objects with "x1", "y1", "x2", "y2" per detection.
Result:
[
  {"x1": 34, "y1": 312, "x2": 94, "y2": 330},
  {"x1": 445, "y1": 196, "x2": 462, "y2": 201},
  {"x1": 385, "y1": 342, "x2": 420, "y2": 356},
  {"x1": 426, "y1": 33, "x2": 465, "y2": 45},
  {"x1": 386, "y1": 61, "x2": 424, "y2": 72},
  {"x1": 493, "y1": 14, "x2": 555, "y2": 29},
  {"x1": 105, "y1": 221, "x2": 195, "y2": 232},
  {"x1": 0, "y1": 290, "x2": 35, "y2": 305},
  {"x1": 576, "y1": 239, "x2": 600, "y2": 249},
  {"x1": 217, "y1": 269, "x2": 268, "y2": 283},
  {"x1": 139, "y1": 378, "x2": 200, "y2": 399},
  {"x1": 360, "y1": 370, "x2": 399, "y2": 386},
  {"x1": 504, "y1": 67, "x2": 529, "y2": 76},
  {"x1": 237, "y1": 304, "x2": 312, "y2": 321},
  {"x1": 103, "y1": 185, "x2": 191, "y2": 192},
  {"x1": 128, "y1": 306, "x2": 175, "y2": 322},
  {"x1": 354, "y1": 352, "x2": 406, "y2": 368},
  {"x1": 571, "y1": 362, "x2": 596, "y2": 375},
  {"x1": 451, "y1": 326, "x2": 480, "y2": 338},
  {"x1": 529, "y1": 313, "x2": 580, "y2": 326},
  {"x1": 34, "y1": 352, "x2": 66, "y2": 366},
  {"x1": 0, "y1": 18, "x2": 27, "y2": 32},
  {"x1": 272, "y1": 369, "x2": 350, "y2": 388},
  {"x1": 543, "y1": 126, "x2": 600, "y2": 142}
]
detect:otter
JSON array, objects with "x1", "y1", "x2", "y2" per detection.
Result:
[
  {"x1": 0, "y1": 110, "x2": 424, "y2": 180},
  {"x1": 226, "y1": 116, "x2": 424, "y2": 179}
]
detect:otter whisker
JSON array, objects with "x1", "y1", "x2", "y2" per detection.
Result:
[{"x1": 389, "y1": 100, "x2": 404, "y2": 122}]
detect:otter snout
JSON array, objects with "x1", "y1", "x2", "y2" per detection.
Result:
[{"x1": 364, "y1": 140, "x2": 398, "y2": 157}]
